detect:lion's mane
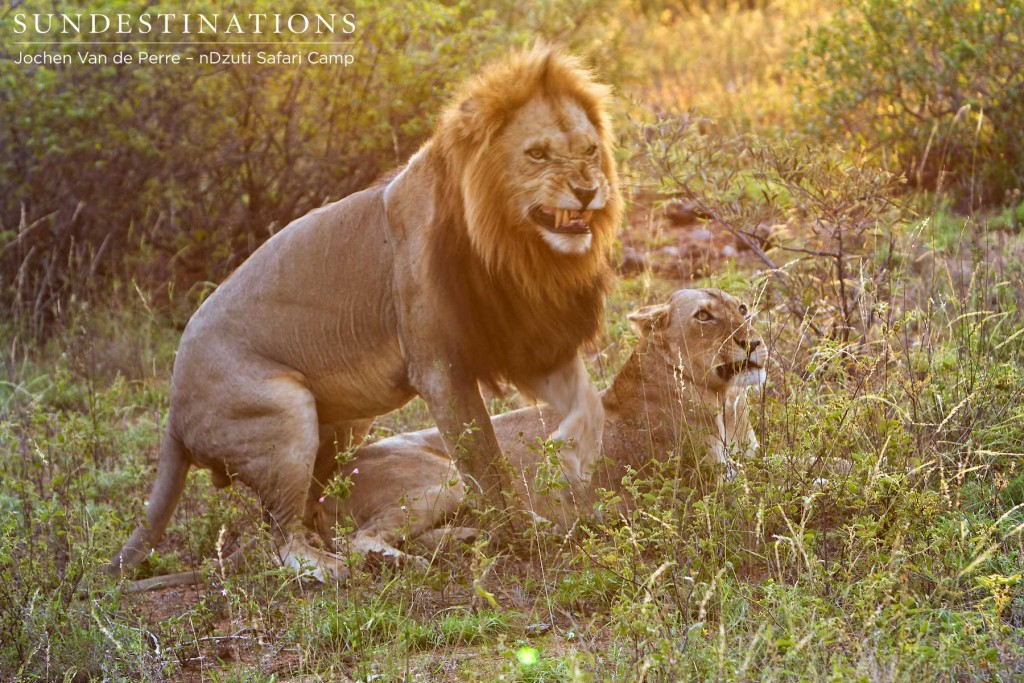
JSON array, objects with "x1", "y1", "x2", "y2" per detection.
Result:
[{"x1": 423, "y1": 46, "x2": 622, "y2": 385}]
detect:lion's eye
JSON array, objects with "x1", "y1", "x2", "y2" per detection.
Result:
[
  {"x1": 585, "y1": 144, "x2": 598, "y2": 156},
  {"x1": 694, "y1": 309, "x2": 713, "y2": 322},
  {"x1": 526, "y1": 148, "x2": 548, "y2": 161},
  {"x1": 739, "y1": 304, "x2": 748, "y2": 317}
]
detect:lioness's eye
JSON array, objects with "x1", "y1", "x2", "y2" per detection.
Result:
[
  {"x1": 694, "y1": 309, "x2": 713, "y2": 322},
  {"x1": 739, "y1": 304, "x2": 749, "y2": 316},
  {"x1": 586, "y1": 144, "x2": 598, "y2": 156},
  {"x1": 526, "y1": 148, "x2": 548, "y2": 161}
]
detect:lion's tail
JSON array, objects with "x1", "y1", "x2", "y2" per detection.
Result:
[{"x1": 108, "y1": 432, "x2": 191, "y2": 576}]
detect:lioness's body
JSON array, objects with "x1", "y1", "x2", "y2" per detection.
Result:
[
  {"x1": 324, "y1": 289, "x2": 767, "y2": 559},
  {"x1": 112, "y1": 48, "x2": 622, "y2": 581}
]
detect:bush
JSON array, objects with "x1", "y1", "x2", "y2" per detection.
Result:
[
  {"x1": 797, "y1": 0, "x2": 1024, "y2": 207},
  {"x1": 0, "y1": 0, "x2": 626, "y2": 335},
  {"x1": 0, "y1": 1, "x2": 507, "y2": 326},
  {"x1": 629, "y1": 113, "x2": 906, "y2": 344}
]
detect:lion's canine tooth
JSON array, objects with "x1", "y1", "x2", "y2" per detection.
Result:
[
  {"x1": 557, "y1": 208, "x2": 566, "y2": 227},
  {"x1": 583, "y1": 210, "x2": 593, "y2": 223}
]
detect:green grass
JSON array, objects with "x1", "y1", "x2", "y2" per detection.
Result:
[
  {"x1": 3, "y1": 232, "x2": 1023, "y2": 680},
  {"x1": 4, "y1": 22, "x2": 1024, "y2": 675},
  {"x1": 4, "y1": 0, "x2": 1024, "y2": 679}
]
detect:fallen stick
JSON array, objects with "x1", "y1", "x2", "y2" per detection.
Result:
[{"x1": 121, "y1": 540, "x2": 254, "y2": 594}]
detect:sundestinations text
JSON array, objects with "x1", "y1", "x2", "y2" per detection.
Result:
[{"x1": 12, "y1": 13, "x2": 356, "y2": 36}]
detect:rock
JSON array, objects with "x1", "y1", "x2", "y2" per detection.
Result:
[
  {"x1": 664, "y1": 200, "x2": 710, "y2": 226},
  {"x1": 618, "y1": 246, "x2": 647, "y2": 275}
]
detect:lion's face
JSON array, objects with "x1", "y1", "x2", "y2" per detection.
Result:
[
  {"x1": 497, "y1": 95, "x2": 612, "y2": 256},
  {"x1": 630, "y1": 289, "x2": 767, "y2": 392},
  {"x1": 434, "y1": 46, "x2": 621, "y2": 297}
]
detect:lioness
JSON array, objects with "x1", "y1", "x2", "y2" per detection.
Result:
[
  {"x1": 322, "y1": 289, "x2": 767, "y2": 561},
  {"x1": 111, "y1": 47, "x2": 621, "y2": 582}
]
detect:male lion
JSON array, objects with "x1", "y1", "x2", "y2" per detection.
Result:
[
  {"x1": 110, "y1": 46, "x2": 621, "y2": 582},
  {"x1": 320, "y1": 289, "x2": 767, "y2": 562}
]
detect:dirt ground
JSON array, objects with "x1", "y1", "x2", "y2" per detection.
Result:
[{"x1": 618, "y1": 196, "x2": 769, "y2": 280}]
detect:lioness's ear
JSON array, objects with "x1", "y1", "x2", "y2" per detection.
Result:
[{"x1": 628, "y1": 303, "x2": 671, "y2": 335}]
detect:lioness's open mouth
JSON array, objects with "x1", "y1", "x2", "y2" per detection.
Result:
[
  {"x1": 714, "y1": 359, "x2": 763, "y2": 382},
  {"x1": 531, "y1": 207, "x2": 594, "y2": 235}
]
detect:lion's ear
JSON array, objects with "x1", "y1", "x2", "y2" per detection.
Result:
[
  {"x1": 451, "y1": 97, "x2": 479, "y2": 139},
  {"x1": 628, "y1": 303, "x2": 671, "y2": 335},
  {"x1": 451, "y1": 97, "x2": 498, "y2": 146}
]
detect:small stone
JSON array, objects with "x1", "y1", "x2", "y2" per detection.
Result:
[
  {"x1": 618, "y1": 246, "x2": 647, "y2": 275},
  {"x1": 664, "y1": 200, "x2": 709, "y2": 226},
  {"x1": 525, "y1": 623, "x2": 551, "y2": 636}
]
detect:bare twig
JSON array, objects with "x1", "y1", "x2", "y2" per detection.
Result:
[{"x1": 121, "y1": 539, "x2": 255, "y2": 594}]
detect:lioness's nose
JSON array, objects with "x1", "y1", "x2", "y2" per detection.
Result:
[
  {"x1": 735, "y1": 337, "x2": 762, "y2": 352},
  {"x1": 571, "y1": 185, "x2": 598, "y2": 209}
]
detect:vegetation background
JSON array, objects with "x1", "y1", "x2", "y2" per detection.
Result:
[{"x1": 2, "y1": 0, "x2": 1023, "y2": 680}]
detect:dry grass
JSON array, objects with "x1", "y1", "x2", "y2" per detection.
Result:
[{"x1": 620, "y1": 0, "x2": 832, "y2": 130}]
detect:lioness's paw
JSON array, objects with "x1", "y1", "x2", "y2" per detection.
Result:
[
  {"x1": 364, "y1": 548, "x2": 430, "y2": 571},
  {"x1": 278, "y1": 538, "x2": 350, "y2": 583},
  {"x1": 721, "y1": 459, "x2": 738, "y2": 482}
]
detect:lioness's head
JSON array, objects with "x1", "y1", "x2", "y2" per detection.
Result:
[
  {"x1": 629, "y1": 289, "x2": 767, "y2": 392},
  {"x1": 436, "y1": 46, "x2": 621, "y2": 281}
]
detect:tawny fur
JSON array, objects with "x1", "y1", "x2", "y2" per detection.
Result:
[
  {"x1": 320, "y1": 289, "x2": 767, "y2": 562},
  {"x1": 110, "y1": 46, "x2": 621, "y2": 583}
]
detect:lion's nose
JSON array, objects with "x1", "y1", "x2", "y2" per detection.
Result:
[{"x1": 571, "y1": 185, "x2": 598, "y2": 209}]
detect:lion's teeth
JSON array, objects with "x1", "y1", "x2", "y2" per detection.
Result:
[
  {"x1": 582, "y1": 210, "x2": 593, "y2": 223},
  {"x1": 557, "y1": 209, "x2": 566, "y2": 227}
]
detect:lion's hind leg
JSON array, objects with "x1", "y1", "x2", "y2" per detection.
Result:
[{"x1": 225, "y1": 375, "x2": 350, "y2": 583}]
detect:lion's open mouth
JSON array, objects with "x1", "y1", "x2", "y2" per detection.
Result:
[
  {"x1": 531, "y1": 207, "x2": 594, "y2": 235},
  {"x1": 714, "y1": 359, "x2": 763, "y2": 382}
]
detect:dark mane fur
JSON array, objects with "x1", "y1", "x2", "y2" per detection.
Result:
[{"x1": 426, "y1": 150, "x2": 609, "y2": 386}]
